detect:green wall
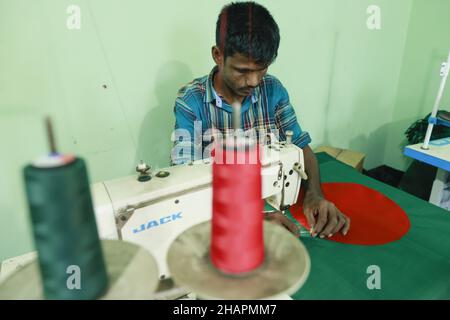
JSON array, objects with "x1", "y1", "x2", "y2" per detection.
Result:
[
  {"x1": 384, "y1": 0, "x2": 450, "y2": 170},
  {"x1": 0, "y1": 0, "x2": 448, "y2": 260}
]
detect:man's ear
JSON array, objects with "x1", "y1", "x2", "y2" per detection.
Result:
[{"x1": 211, "y1": 46, "x2": 224, "y2": 67}]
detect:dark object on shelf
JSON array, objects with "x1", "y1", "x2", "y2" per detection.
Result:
[
  {"x1": 364, "y1": 165, "x2": 404, "y2": 188},
  {"x1": 405, "y1": 110, "x2": 450, "y2": 144},
  {"x1": 398, "y1": 111, "x2": 449, "y2": 201},
  {"x1": 437, "y1": 110, "x2": 450, "y2": 122}
]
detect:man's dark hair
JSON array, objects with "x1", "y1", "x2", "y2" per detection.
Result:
[{"x1": 215, "y1": 2, "x2": 280, "y2": 66}]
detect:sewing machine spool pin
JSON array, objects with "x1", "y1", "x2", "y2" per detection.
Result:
[{"x1": 136, "y1": 160, "x2": 152, "y2": 182}]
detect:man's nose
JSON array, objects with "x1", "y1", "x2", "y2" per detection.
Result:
[{"x1": 246, "y1": 72, "x2": 260, "y2": 88}]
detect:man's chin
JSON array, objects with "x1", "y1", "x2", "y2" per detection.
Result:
[{"x1": 237, "y1": 89, "x2": 251, "y2": 96}]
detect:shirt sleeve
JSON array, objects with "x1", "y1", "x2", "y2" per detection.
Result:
[
  {"x1": 273, "y1": 79, "x2": 312, "y2": 148},
  {"x1": 171, "y1": 98, "x2": 201, "y2": 165}
]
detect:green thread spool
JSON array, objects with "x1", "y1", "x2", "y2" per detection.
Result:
[{"x1": 23, "y1": 156, "x2": 108, "y2": 299}]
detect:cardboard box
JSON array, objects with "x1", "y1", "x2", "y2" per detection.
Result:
[{"x1": 314, "y1": 146, "x2": 365, "y2": 172}]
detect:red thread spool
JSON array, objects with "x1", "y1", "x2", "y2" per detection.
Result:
[{"x1": 210, "y1": 137, "x2": 264, "y2": 274}]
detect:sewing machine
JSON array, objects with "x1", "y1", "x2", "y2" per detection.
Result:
[{"x1": 92, "y1": 135, "x2": 307, "y2": 279}]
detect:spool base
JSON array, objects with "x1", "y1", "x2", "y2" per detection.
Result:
[
  {"x1": 0, "y1": 240, "x2": 159, "y2": 300},
  {"x1": 167, "y1": 220, "x2": 310, "y2": 300}
]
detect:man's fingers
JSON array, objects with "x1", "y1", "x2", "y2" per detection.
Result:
[
  {"x1": 312, "y1": 206, "x2": 327, "y2": 237},
  {"x1": 303, "y1": 207, "x2": 316, "y2": 231},
  {"x1": 338, "y1": 216, "x2": 347, "y2": 233},
  {"x1": 330, "y1": 215, "x2": 346, "y2": 236},
  {"x1": 303, "y1": 198, "x2": 352, "y2": 239},
  {"x1": 320, "y1": 212, "x2": 338, "y2": 238},
  {"x1": 329, "y1": 207, "x2": 346, "y2": 235},
  {"x1": 341, "y1": 215, "x2": 351, "y2": 236}
]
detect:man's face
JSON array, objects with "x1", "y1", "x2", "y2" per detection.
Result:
[{"x1": 216, "y1": 50, "x2": 269, "y2": 98}]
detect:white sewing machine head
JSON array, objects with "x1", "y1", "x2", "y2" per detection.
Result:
[{"x1": 92, "y1": 138, "x2": 306, "y2": 279}]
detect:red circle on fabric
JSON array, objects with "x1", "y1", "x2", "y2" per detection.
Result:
[{"x1": 290, "y1": 183, "x2": 410, "y2": 245}]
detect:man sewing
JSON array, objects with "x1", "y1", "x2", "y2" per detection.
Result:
[{"x1": 171, "y1": 1, "x2": 350, "y2": 239}]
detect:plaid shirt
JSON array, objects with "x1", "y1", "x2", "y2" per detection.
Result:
[{"x1": 171, "y1": 67, "x2": 311, "y2": 164}]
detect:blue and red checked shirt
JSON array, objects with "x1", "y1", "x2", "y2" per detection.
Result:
[{"x1": 172, "y1": 67, "x2": 311, "y2": 164}]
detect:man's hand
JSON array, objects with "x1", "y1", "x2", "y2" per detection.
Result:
[
  {"x1": 303, "y1": 195, "x2": 350, "y2": 238},
  {"x1": 264, "y1": 212, "x2": 300, "y2": 237}
]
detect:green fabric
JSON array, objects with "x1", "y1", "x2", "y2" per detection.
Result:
[
  {"x1": 289, "y1": 152, "x2": 450, "y2": 299},
  {"x1": 24, "y1": 158, "x2": 108, "y2": 299}
]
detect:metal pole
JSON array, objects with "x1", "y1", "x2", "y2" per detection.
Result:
[{"x1": 422, "y1": 50, "x2": 450, "y2": 149}]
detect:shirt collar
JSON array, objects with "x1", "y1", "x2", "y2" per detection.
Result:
[{"x1": 205, "y1": 66, "x2": 259, "y2": 109}]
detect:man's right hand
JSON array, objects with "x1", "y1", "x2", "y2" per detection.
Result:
[{"x1": 264, "y1": 212, "x2": 300, "y2": 237}]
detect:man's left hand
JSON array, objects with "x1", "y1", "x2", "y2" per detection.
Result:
[{"x1": 303, "y1": 195, "x2": 350, "y2": 238}]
